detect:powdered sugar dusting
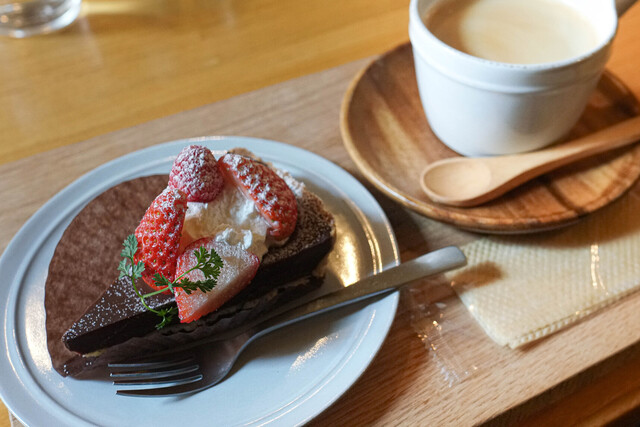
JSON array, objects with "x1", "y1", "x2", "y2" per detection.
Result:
[
  {"x1": 175, "y1": 238, "x2": 260, "y2": 323},
  {"x1": 134, "y1": 186, "x2": 188, "y2": 284},
  {"x1": 219, "y1": 153, "x2": 298, "y2": 238},
  {"x1": 169, "y1": 145, "x2": 224, "y2": 202},
  {"x1": 226, "y1": 147, "x2": 306, "y2": 197}
]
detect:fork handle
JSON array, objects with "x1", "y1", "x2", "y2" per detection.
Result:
[{"x1": 247, "y1": 246, "x2": 466, "y2": 338}]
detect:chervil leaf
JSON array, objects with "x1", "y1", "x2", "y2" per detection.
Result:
[
  {"x1": 121, "y1": 234, "x2": 138, "y2": 259},
  {"x1": 198, "y1": 249, "x2": 223, "y2": 280},
  {"x1": 173, "y1": 246, "x2": 223, "y2": 295},
  {"x1": 194, "y1": 246, "x2": 207, "y2": 262},
  {"x1": 153, "y1": 273, "x2": 172, "y2": 290},
  {"x1": 117, "y1": 259, "x2": 129, "y2": 278},
  {"x1": 118, "y1": 235, "x2": 223, "y2": 329},
  {"x1": 155, "y1": 307, "x2": 179, "y2": 329},
  {"x1": 132, "y1": 261, "x2": 145, "y2": 279},
  {"x1": 177, "y1": 277, "x2": 217, "y2": 295}
]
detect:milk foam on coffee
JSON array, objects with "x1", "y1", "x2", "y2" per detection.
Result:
[{"x1": 423, "y1": 0, "x2": 600, "y2": 64}]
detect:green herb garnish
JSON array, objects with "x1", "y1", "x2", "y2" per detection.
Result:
[{"x1": 117, "y1": 234, "x2": 224, "y2": 329}]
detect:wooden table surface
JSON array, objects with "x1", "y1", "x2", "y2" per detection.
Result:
[{"x1": 2, "y1": 1, "x2": 640, "y2": 426}]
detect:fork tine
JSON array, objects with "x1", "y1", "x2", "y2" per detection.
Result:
[
  {"x1": 111, "y1": 364, "x2": 200, "y2": 382},
  {"x1": 109, "y1": 356, "x2": 194, "y2": 370},
  {"x1": 109, "y1": 353, "x2": 207, "y2": 394},
  {"x1": 114, "y1": 373, "x2": 203, "y2": 387},
  {"x1": 116, "y1": 379, "x2": 210, "y2": 397}
]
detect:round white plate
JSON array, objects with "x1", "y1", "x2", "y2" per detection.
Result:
[{"x1": 0, "y1": 137, "x2": 399, "y2": 427}]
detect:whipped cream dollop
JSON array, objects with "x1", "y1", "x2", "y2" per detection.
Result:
[
  {"x1": 180, "y1": 150, "x2": 306, "y2": 260},
  {"x1": 181, "y1": 181, "x2": 271, "y2": 258}
]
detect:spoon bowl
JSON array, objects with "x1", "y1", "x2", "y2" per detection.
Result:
[{"x1": 421, "y1": 115, "x2": 640, "y2": 207}]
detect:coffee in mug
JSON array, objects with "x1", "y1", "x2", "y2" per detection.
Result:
[
  {"x1": 409, "y1": 0, "x2": 619, "y2": 156},
  {"x1": 423, "y1": 0, "x2": 600, "y2": 64}
]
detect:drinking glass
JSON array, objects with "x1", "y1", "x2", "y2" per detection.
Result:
[{"x1": 0, "y1": 0, "x2": 81, "y2": 38}]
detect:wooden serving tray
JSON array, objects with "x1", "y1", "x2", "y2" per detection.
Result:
[
  {"x1": 341, "y1": 43, "x2": 640, "y2": 234},
  {"x1": 3, "y1": 56, "x2": 640, "y2": 426}
]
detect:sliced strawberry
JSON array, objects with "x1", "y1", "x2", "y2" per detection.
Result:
[
  {"x1": 134, "y1": 187, "x2": 187, "y2": 291},
  {"x1": 218, "y1": 153, "x2": 298, "y2": 239},
  {"x1": 168, "y1": 145, "x2": 224, "y2": 203},
  {"x1": 174, "y1": 238, "x2": 260, "y2": 323}
]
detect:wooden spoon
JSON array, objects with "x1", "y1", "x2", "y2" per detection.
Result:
[{"x1": 420, "y1": 115, "x2": 640, "y2": 207}]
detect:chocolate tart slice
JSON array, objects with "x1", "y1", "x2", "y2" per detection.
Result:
[{"x1": 46, "y1": 174, "x2": 335, "y2": 377}]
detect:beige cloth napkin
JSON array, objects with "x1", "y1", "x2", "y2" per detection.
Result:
[{"x1": 448, "y1": 186, "x2": 640, "y2": 348}]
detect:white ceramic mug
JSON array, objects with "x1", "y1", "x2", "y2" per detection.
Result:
[{"x1": 409, "y1": 0, "x2": 636, "y2": 156}]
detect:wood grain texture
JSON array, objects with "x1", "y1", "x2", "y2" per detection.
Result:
[
  {"x1": 341, "y1": 43, "x2": 640, "y2": 233},
  {"x1": 0, "y1": 0, "x2": 411, "y2": 166},
  {"x1": 2, "y1": 54, "x2": 640, "y2": 426},
  {"x1": 2, "y1": 1, "x2": 640, "y2": 426}
]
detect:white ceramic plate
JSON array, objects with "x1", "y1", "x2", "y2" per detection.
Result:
[{"x1": 0, "y1": 137, "x2": 399, "y2": 427}]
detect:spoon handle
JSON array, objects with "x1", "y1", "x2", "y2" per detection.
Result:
[
  {"x1": 421, "y1": 115, "x2": 640, "y2": 207},
  {"x1": 497, "y1": 115, "x2": 640, "y2": 179}
]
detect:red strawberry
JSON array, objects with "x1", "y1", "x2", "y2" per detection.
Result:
[
  {"x1": 168, "y1": 145, "x2": 224, "y2": 203},
  {"x1": 134, "y1": 187, "x2": 188, "y2": 291},
  {"x1": 217, "y1": 153, "x2": 298, "y2": 239},
  {"x1": 174, "y1": 238, "x2": 260, "y2": 323}
]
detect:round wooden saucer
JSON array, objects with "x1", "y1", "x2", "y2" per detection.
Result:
[{"x1": 340, "y1": 43, "x2": 640, "y2": 234}]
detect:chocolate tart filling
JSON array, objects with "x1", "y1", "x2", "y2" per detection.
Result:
[{"x1": 45, "y1": 174, "x2": 335, "y2": 376}]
